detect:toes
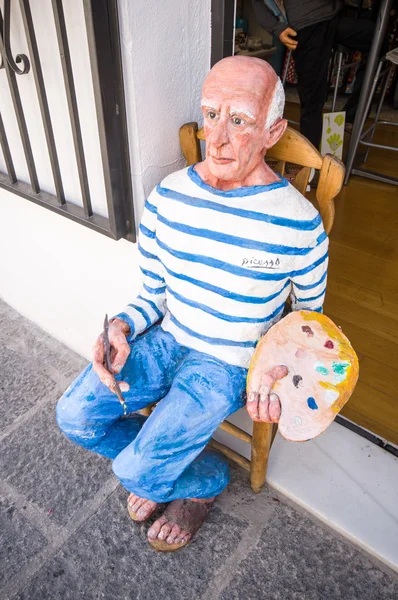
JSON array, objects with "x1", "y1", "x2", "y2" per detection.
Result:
[
  {"x1": 158, "y1": 522, "x2": 173, "y2": 541},
  {"x1": 137, "y1": 500, "x2": 155, "y2": 519},
  {"x1": 148, "y1": 515, "x2": 167, "y2": 540},
  {"x1": 128, "y1": 495, "x2": 157, "y2": 521},
  {"x1": 166, "y1": 524, "x2": 181, "y2": 545},
  {"x1": 128, "y1": 493, "x2": 139, "y2": 508},
  {"x1": 174, "y1": 529, "x2": 191, "y2": 545},
  {"x1": 128, "y1": 494, "x2": 143, "y2": 511},
  {"x1": 131, "y1": 497, "x2": 146, "y2": 512}
]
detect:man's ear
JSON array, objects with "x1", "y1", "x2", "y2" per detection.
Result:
[{"x1": 264, "y1": 118, "x2": 288, "y2": 150}]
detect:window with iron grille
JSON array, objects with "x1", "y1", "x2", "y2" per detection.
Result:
[{"x1": 0, "y1": 0, "x2": 135, "y2": 241}]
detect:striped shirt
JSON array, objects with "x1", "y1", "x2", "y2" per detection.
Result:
[{"x1": 115, "y1": 165, "x2": 329, "y2": 368}]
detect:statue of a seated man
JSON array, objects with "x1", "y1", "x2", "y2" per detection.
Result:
[{"x1": 57, "y1": 56, "x2": 328, "y2": 551}]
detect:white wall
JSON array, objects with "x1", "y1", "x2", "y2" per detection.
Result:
[
  {"x1": 118, "y1": 0, "x2": 211, "y2": 223},
  {"x1": 0, "y1": 0, "x2": 211, "y2": 359}
]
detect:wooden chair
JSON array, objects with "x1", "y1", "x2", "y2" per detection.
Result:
[
  {"x1": 179, "y1": 123, "x2": 345, "y2": 235},
  {"x1": 142, "y1": 124, "x2": 344, "y2": 494},
  {"x1": 176, "y1": 123, "x2": 345, "y2": 493}
]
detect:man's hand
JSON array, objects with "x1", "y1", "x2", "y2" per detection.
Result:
[
  {"x1": 279, "y1": 27, "x2": 298, "y2": 50},
  {"x1": 246, "y1": 365, "x2": 288, "y2": 423},
  {"x1": 92, "y1": 318, "x2": 131, "y2": 393}
]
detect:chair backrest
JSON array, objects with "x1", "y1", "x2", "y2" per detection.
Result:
[{"x1": 179, "y1": 123, "x2": 345, "y2": 234}]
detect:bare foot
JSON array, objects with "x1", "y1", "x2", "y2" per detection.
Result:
[
  {"x1": 127, "y1": 493, "x2": 157, "y2": 522},
  {"x1": 148, "y1": 497, "x2": 214, "y2": 549}
]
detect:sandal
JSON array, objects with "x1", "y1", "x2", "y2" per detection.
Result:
[{"x1": 148, "y1": 498, "x2": 213, "y2": 552}]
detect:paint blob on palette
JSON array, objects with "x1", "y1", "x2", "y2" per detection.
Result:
[{"x1": 247, "y1": 310, "x2": 359, "y2": 442}]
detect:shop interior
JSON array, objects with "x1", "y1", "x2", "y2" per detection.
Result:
[
  {"x1": 233, "y1": 0, "x2": 398, "y2": 449},
  {"x1": 235, "y1": 1, "x2": 398, "y2": 111}
]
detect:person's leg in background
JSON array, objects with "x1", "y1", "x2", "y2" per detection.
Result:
[
  {"x1": 294, "y1": 17, "x2": 339, "y2": 148},
  {"x1": 335, "y1": 16, "x2": 376, "y2": 124}
]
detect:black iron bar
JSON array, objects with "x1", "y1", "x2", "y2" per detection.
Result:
[
  {"x1": 0, "y1": 170, "x2": 115, "y2": 237},
  {"x1": 51, "y1": 0, "x2": 92, "y2": 218},
  {"x1": 18, "y1": 0, "x2": 65, "y2": 204},
  {"x1": 3, "y1": 0, "x2": 30, "y2": 75},
  {"x1": 0, "y1": 111, "x2": 16, "y2": 183},
  {"x1": 106, "y1": 1, "x2": 135, "y2": 242},
  {"x1": 0, "y1": 0, "x2": 135, "y2": 240},
  {"x1": 0, "y1": 10, "x2": 40, "y2": 192},
  {"x1": 82, "y1": 0, "x2": 132, "y2": 240}
]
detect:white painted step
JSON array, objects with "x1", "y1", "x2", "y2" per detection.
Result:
[{"x1": 214, "y1": 413, "x2": 398, "y2": 572}]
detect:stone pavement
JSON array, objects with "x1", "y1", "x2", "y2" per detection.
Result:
[{"x1": 1, "y1": 298, "x2": 397, "y2": 600}]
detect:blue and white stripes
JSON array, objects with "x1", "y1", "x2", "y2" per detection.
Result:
[{"x1": 114, "y1": 166, "x2": 328, "y2": 368}]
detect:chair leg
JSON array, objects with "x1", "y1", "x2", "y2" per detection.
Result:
[
  {"x1": 250, "y1": 421, "x2": 273, "y2": 493},
  {"x1": 271, "y1": 422, "x2": 278, "y2": 445}
]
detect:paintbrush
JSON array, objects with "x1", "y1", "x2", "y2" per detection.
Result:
[{"x1": 103, "y1": 314, "x2": 128, "y2": 415}]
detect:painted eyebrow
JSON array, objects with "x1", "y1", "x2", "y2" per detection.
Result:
[
  {"x1": 201, "y1": 104, "x2": 256, "y2": 120},
  {"x1": 230, "y1": 108, "x2": 255, "y2": 119},
  {"x1": 201, "y1": 100, "x2": 219, "y2": 110}
]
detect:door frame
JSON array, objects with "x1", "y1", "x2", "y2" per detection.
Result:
[{"x1": 211, "y1": 0, "x2": 236, "y2": 65}]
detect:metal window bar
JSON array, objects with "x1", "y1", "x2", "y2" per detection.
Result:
[
  {"x1": 0, "y1": 0, "x2": 135, "y2": 241},
  {"x1": 0, "y1": 110, "x2": 16, "y2": 183},
  {"x1": 51, "y1": 0, "x2": 92, "y2": 217},
  {"x1": 18, "y1": 0, "x2": 65, "y2": 204},
  {"x1": 83, "y1": 0, "x2": 135, "y2": 241},
  {"x1": 0, "y1": 8, "x2": 40, "y2": 193}
]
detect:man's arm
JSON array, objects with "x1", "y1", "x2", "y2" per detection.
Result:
[
  {"x1": 252, "y1": 0, "x2": 286, "y2": 37},
  {"x1": 252, "y1": 1, "x2": 297, "y2": 50},
  {"x1": 92, "y1": 191, "x2": 167, "y2": 390},
  {"x1": 290, "y1": 229, "x2": 329, "y2": 313},
  {"x1": 246, "y1": 225, "x2": 328, "y2": 423},
  {"x1": 112, "y1": 192, "x2": 166, "y2": 341}
]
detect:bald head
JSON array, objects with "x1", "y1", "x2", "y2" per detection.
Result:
[
  {"x1": 199, "y1": 56, "x2": 287, "y2": 189},
  {"x1": 202, "y1": 56, "x2": 284, "y2": 129}
]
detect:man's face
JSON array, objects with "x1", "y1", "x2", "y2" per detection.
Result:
[{"x1": 201, "y1": 75, "x2": 272, "y2": 183}]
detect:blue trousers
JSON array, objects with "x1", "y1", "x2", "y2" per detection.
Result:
[{"x1": 56, "y1": 325, "x2": 247, "y2": 502}]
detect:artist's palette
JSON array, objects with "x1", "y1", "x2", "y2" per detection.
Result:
[{"x1": 247, "y1": 311, "x2": 359, "y2": 442}]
